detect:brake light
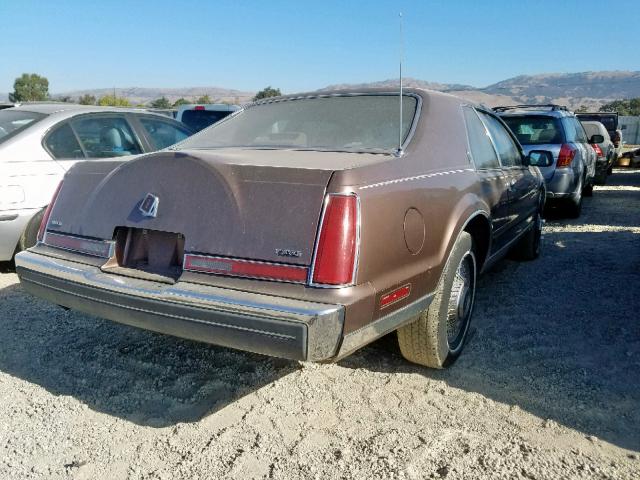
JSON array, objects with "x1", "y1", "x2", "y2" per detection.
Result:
[
  {"x1": 37, "y1": 181, "x2": 63, "y2": 243},
  {"x1": 592, "y1": 143, "x2": 604, "y2": 157},
  {"x1": 184, "y1": 254, "x2": 308, "y2": 283},
  {"x1": 311, "y1": 194, "x2": 359, "y2": 286},
  {"x1": 194, "y1": 105, "x2": 205, "y2": 110},
  {"x1": 557, "y1": 144, "x2": 576, "y2": 168}
]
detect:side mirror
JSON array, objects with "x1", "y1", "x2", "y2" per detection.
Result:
[
  {"x1": 525, "y1": 150, "x2": 554, "y2": 168},
  {"x1": 589, "y1": 134, "x2": 604, "y2": 144}
]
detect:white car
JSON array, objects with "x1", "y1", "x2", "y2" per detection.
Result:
[{"x1": 0, "y1": 104, "x2": 193, "y2": 261}]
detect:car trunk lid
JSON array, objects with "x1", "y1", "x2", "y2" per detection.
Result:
[{"x1": 47, "y1": 151, "x2": 339, "y2": 268}]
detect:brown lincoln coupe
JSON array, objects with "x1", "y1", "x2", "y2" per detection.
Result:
[{"x1": 15, "y1": 89, "x2": 552, "y2": 368}]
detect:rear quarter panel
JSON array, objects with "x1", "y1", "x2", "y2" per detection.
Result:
[{"x1": 329, "y1": 92, "x2": 492, "y2": 331}]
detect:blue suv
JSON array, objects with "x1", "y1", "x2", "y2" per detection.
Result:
[{"x1": 495, "y1": 105, "x2": 598, "y2": 217}]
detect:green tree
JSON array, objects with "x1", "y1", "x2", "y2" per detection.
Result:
[
  {"x1": 195, "y1": 95, "x2": 212, "y2": 104},
  {"x1": 150, "y1": 96, "x2": 172, "y2": 109},
  {"x1": 9, "y1": 73, "x2": 49, "y2": 102},
  {"x1": 599, "y1": 98, "x2": 640, "y2": 116},
  {"x1": 97, "y1": 94, "x2": 131, "y2": 107},
  {"x1": 575, "y1": 105, "x2": 588, "y2": 113},
  {"x1": 253, "y1": 86, "x2": 281, "y2": 101},
  {"x1": 78, "y1": 94, "x2": 96, "y2": 105},
  {"x1": 173, "y1": 97, "x2": 190, "y2": 107}
]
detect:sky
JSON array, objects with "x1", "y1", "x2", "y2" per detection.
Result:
[{"x1": 1, "y1": 0, "x2": 638, "y2": 94}]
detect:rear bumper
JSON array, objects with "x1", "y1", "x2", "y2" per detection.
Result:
[
  {"x1": 545, "y1": 168, "x2": 578, "y2": 198},
  {"x1": 15, "y1": 251, "x2": 344, "y2": 361}
]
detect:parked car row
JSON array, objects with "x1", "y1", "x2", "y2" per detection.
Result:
[
  {"x1": 4, "y1": 88, "x2": 626, "y2": 371},
  {"x1": 14, "y1": 88, "x2": 559, "y2": 370},
  {"x1": 495, "y1": 104, "x2": 614, "y2": 217}
]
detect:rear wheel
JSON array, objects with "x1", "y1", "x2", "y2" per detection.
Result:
[
  {"x1": 397, "y1": 232, "x2": 476, "y2": 368},
  {"x1": 566, "y1": 177, "x2": 583, "y2": 218},
  {"x1": 18, "y1": 208, "x2": 44, "y2": 254}
]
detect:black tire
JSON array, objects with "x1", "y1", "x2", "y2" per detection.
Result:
[
  {"x1": 18, "y1": 208, "x2": 45, "y2": 253},
  {"x1": 583, "y1": 182, "x2": 593, "y2": 197},
  {"x1": 566, "y1": 177, "x2": 583, "y2": 218},
  {"x1": 594, "y1": 171, "x2": 607, "y2": 186},
  {"x1": 397, "y1": 232, "x2": 476, "y2": 368},
  {"x1": 512, "y1": 199, "x2": 543, "y2": 261}
]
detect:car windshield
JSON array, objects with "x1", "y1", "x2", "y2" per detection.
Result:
[
  {"x1": 501, "y1": 115, "x2": 564, "y2": 145},
  {"x1": 0, "y1": 110, "x2": 47, "y2": 144},
  {"x1": 175, "y1": 94, "x2": 418, "y2": 153}
]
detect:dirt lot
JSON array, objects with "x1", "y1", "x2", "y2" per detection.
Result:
[{"x1": 1, "y1": 170, "x2": 639, "y2": 480}]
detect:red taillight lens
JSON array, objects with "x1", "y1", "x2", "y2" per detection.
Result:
[
  {"x1": 184, "y1": 254, "x2": 308, "y2": 283},
  {"x1": 194, "y1": 105, "x2": 205, "y2": 110},
  {"x1": 592, "y1": 143, "x2": 603, "y2": 157},
  {"x1": 37, "y1": 181, "x2": 63, "y2": 243},
  {"x1": 311, "y1": 194, "x2": 359, "y2": 286},
  {"x1": 557, "y1": 144, "x2": 576, "y2": 168}
]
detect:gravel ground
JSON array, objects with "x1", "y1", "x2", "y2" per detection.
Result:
[{"x1": 0, "y1": 170, "x2": 639, "y2": 480}]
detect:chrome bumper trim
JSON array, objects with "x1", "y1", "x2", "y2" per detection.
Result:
[
  {"x1": 15, "y1": 251, "x2": 344, "y2": 361},
  {"x1": 335, "y1": 292, "x2": 433, "y2": 360}
]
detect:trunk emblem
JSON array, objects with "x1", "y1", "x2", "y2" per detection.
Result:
[
  {"x1": 139, "y1": 193, "x2": 159, "y2": 218},
  {"x1": 276, "y1": 248, "x2": 302, "y2": 258}
]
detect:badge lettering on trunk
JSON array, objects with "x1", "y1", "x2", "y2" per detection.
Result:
[
  {"x1": 275, "y1": 248, "x2": 302, "y2": 258},
  {"x1": 139, "y1": 193, "x2": 159, "y2": 218}
]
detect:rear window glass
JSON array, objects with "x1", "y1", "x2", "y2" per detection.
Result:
[
  {"x1": 180, "y1": 110, "x2": 233, "y2": 132},
  {"x1": 502, "y1": 116, "x2": 564, "y2": 145},
  {"x1": 176, "y1": 95, "x2": 418, "y2": 153},
  {"x1": 577, "y1": 115, "x2": 616, "y2": 132},
  {"x1": 0, "y1": 110, "x2": 47, "y2": 144}
]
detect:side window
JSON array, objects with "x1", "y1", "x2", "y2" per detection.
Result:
[
  {"x1": 139, "y1": 117, "x2": 191, "y2": 149},
  {"x1": 479, "y1": 112, "x2": 522, "y2": 167},
  {"x1": 462, "y1": 106, "x2": 500, "y2": 169},
  {"x1": 562, "y1": 118, "x2": 577, "y2": 142},
  {"x1": 573, "y1": 119, "x2": 587, "y2": 143},
  {"x1": 71, "y1": 116, "x2": 143, "y2": 158},
  {"x1": 44, "y1": 123, "x2": 85, "y2": 159}
]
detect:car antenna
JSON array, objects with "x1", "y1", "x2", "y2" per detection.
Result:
[{"x1": 397, "y1": 12, "x2": 404, "y2": 156}]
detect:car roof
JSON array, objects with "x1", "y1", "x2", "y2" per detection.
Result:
[
  {"x1": 496, "y1": 108, "x2": 572, "y2": 118},
  {"x1": 9, "y1": 103, "x2": 162, "y2": 116}
]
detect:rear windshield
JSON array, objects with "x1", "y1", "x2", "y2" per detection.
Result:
[
  {"x1": 180, "y1": 110, "x2": 233, "y2": 132},
  {"x1": 0, "y1": 110, "x2": 47, "y2": 144},
  {"x1": 501, "y1": 115, "x2": 564, "y2": 145},
  {"x1": 175, "y1": 94, "x2": 418, "y2": 153},
  {"x1": 577, "y1": 114, "x2": 617, "y2": 132}
]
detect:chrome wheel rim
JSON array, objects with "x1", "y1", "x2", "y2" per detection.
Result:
[{"x1": 446, "y1": 251, "x2": 476, "y2": 352}]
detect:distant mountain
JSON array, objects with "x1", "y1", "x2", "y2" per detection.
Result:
[
  {"x1": 320, "y1": 71, "x2": 640, "y2": 111},
  {"x1": 321, "y1": 77, "x2": 474, "y2": 92},
  {"x1": 482, "y1": 71, "x2": 640, "y2": 100},
  {"x1": 56, "y1": 86, "x2": 255, "y2": 105},
  {"x1": 2, "y1": 71, "x2": 639, "y2": 109}
]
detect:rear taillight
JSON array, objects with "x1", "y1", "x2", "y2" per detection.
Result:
[
  {"x1": 37, "y1": 181, "x2": 63, "y2": 243},
  {"x1": 184, "y1": 254, "x2": 308, "y2": 283},
  {"x1": 592, "y1": 144, "x2": 604, "y2": 157},
  {"x1": 557, "y1": 144, "x2": 576, "y2": 168},
  {"x1": 311, "y1": 193, "x2": 359, "y2": 286},
  {"x1": 194, "y1": 105, "x2": 205, "y2": 110}
]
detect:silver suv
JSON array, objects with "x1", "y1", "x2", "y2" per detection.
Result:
[{"x1": 495, "y1": 105, "x2": 598, "y2": 217}]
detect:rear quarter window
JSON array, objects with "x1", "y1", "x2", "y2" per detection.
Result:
[{"x1": 463, "y1": 106, "x2": 500, "y2": 169}]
